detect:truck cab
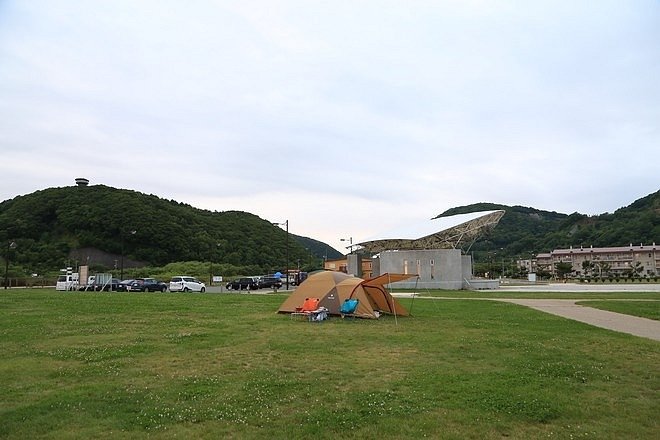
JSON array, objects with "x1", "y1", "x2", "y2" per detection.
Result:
[{"x1": 56, "y1": 268, "x2": 79, "y2": 291}]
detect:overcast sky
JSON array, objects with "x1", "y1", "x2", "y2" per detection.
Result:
[{"x1": 1, "y1": 1, "x2": 658, "y2": 253}]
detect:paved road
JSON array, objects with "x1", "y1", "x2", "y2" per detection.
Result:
[
  {"x1": 495, "y1": 298, "x2": 660, "y2": 342},
  {"x1": 495, "y1": 283, "x2": 660, "y2": 341},
  {"x1": 394, "y1": 283, "x2": 660, "y2": 341},
  {"x1": 499, "y1": 282, "x2": 660, "y2": 293}
]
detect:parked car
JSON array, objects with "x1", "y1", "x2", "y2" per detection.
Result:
[
  {"x1": 129, "y1": 278, "x2": 168, "y2": 292},
  {"x1": 169, "y1": 276, "x2": 206, "y2": 292},
  {"x1": 100, "y1": 278, "x2": 122, "y2": 291},
  {"x1": 116, "y1": 279, "x2": 134, "y2": 292},
  {"x1": 291, "y1": 272, "x2": 308, "y2": 286},
  {"x1": 259, "y1": 276, "x2": 283, "y2": 289},
  {"x1": 79, "y1": 278, "x2": 122, "y2": 291},
  {"x1": 226, "y1": 277, "x2": 260, "y2": 290}
]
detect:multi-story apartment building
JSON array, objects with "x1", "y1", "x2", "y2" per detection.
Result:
[{"x1": 532, "y1": 243, "x2": 659, "y2": 278}]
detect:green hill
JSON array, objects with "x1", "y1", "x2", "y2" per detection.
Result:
[
  {"x1": 0, "y1": 184, "x2": 342, "y2": 276},
  {"x1": 438, "y1": 190, "x2": 660, "y2": 262},
  {"x1": 1, "y1": 184, "x2": 658, "y2": 280}
]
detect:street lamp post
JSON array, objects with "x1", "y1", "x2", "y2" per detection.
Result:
[
  {"x1": 209, "y1": 245, "x2": 213, "y2": 286},
  {"x1": 273, "y1": 220, "x2": 289, "y2": 290},
  {"x1": 209, "y1": 242, "x2": 221, "y2": 286},
  {"x1": 4, "y1": 240, "x2": 17, "y2": 289},
  {"x1": 340, "y1": 237, "x2": 353, "y2": 254},
  {"x1": 498, "y1": 247, "x2": 504, "y2": 279}
]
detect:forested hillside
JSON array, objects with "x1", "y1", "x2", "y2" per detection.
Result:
[
  {"x1": 0, "y1": 185, "x2": 342, "y2": 276},
  {"x1": 439, "y1": 190, "x2": 660, "y2": 261},
  {"x1": 1, "y1": 184, "x2": 657, "y2": 279}
]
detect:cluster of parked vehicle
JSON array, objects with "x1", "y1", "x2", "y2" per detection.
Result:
[
  {"x1": 71, "y1": 276, "x2": 207, "y2": 293},
  {"x1": 76, "y1": 275, "x2": 297, "y2": 292},
  {"x1": 77, "y1": 277, "x2": 169, "y2": 292},
  {"x1": 224, "y1": 272, "x2": 309, "y2": 291},
  {"x1": 225, "y1": 275, "x2": 283, "y2": 291},
  {"x1": 61, "y1": 272, "x2": 310, "y2": 293}
]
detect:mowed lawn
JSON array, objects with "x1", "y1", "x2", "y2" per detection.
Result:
[{"x1": 1, "y1": 290, "x2": 658, "y2": 439}]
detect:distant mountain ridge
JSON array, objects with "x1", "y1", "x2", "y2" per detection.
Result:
[
  {"x1": 0, "y1": 185, "x2": 657, "y2": 274},
  {"x1": 436, "y1": 190, "x2": 659, "y2": 259}
]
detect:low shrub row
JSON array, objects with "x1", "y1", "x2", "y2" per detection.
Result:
[{"x1": 578, "y1": 277, "x2": 659, "y2": 283}]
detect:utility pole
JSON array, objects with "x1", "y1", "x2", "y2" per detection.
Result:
[
  {"x1": 340, "y1": 237, "x2": 353, "y2": 253},
  {"x1": 272, "y1": 220, "x2": 289, "y2": 290},
  {"x1": 4, "y1": 240, "x2": 17, "y2": 289},
  {"x1": 120, "y1": 230, "x2": 136, "y2": 280}
]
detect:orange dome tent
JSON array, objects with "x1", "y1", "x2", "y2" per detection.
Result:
[{"x1": 278, "y1": 271, "x2": 416, "y2": 319}]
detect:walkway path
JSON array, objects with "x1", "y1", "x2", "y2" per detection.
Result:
[
  {"x1": 495, "y1": 298, "x2": 660, "y2": 342},
  {"x1": 392, "y1": 292, "x2": 660, "y2": 341},
  {"x1": 499, "y1": 282, "x2": 660, "y2": 293}
]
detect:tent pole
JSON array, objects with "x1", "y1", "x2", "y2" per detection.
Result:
[
  {"x1": 408, "y1": 276, "x2": 419, "y2": 316},
  {"x1": 387, "y1": 273, "x2": 398, "y2": 327}
]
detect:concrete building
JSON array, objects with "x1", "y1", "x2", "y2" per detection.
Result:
[
  {"x1": 535, "y1": 243, "x2": 659, "y2": 278},
  {"x1": 354, "y1": 210, "x2": 505, "y2": 289},
  {"x1": 373, "y1": 249, "x2": 475, "y2": 289}
]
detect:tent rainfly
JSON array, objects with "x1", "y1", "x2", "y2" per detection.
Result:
[{"x1": 278, "y1": 271, "x2": 415, "y2": 319}]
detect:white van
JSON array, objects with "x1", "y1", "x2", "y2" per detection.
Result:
[{"x1": 169, "y1": 276, "x2": 206, "y2": 292}]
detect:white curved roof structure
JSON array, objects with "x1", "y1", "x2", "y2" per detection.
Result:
[{"x1": 356, "y1": 210, "x2": 505, "y2": 253}]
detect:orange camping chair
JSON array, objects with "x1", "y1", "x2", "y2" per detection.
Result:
[{"x1": 291, "y1": 297, "x2": 320, "y2": 320}]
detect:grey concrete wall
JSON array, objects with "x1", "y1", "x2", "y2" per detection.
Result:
[
  {"x1": 374, "y1": 249, "x2": 467, "y2": 289},
  {"x1": 464, "y1": 279, "x2": 500, "y2": 289},
  {"x1": 346, "y1": 254, "x2": 362, "y2": 277},
  {"x1": 461, "y1": 255, "x2": 473, "y2": 288},
  {"x1": 371, "y1": 257, "x2": 380, "y2": 278}
]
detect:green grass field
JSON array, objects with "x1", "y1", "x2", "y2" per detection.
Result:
[{"x1": 1, "y1": 289, "x2": 658, "y2": 439}]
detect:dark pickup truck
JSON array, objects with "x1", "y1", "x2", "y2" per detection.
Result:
[{"x1": 128, "y1": 278, "x2": 168, "y2": 292}]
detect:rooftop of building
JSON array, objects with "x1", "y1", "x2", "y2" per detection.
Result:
[{"x1": 356, "y1": 210, "x2": 505, "y2": 253}]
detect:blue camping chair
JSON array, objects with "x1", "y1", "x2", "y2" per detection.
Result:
[{"x1": 340, "y1": 298, "x2": 359, "y2": 318}]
